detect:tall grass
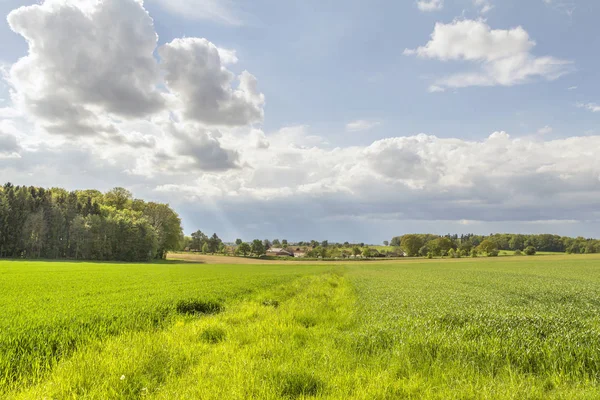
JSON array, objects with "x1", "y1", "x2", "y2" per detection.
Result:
[
  {"x1": 0, "y1": 260, "x2": 328, "y2": 393},
  {"x1": 3, "y1": 256, "x2": 600, "y2": 398}
]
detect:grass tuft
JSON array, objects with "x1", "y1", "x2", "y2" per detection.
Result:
[
  {"x1": 261, "y1": 299, "x2": 280, "y2": 308},
  {"x1": 277, "y1": 371, "x2": 324, "y2": 398},
  {"x1": 200, "y1": 326, "x2": 227, "y2": 344},
  {"x1": 176, "y1": 299, "x2": 224, "y2": 315}
]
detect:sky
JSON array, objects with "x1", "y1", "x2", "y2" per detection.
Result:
[{"x1": 0, "y1": 0, "x2": 599, "y2": 243}]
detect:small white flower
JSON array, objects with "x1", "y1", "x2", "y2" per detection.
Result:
[{"x1": 120, "y1": 375, "x2": 126, "y2": 381}]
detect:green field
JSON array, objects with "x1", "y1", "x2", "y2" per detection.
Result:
[{"x1": 2, "y1": 256, "x2": 600, "y2": 398}]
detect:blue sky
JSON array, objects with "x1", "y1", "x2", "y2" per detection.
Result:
[{"x1": 1, "y1": 0, "x2": 599, "y2": 242}]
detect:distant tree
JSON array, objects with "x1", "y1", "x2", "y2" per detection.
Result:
[
  {"x1": 218, "y1": 243, "x2": 226, "y2": 254},
  {"x1": 471, "y1": 249, "x2": 478, "y2": 258},
  {"x1": 514, "y1": 249, "x2": 523, "y2": 256},
  {"x1": 524, "y1": 246, "x2": 537, "y2": 256},
  {"x1": 202, "y1": 243, "x2": 209, "y2": 254},
  {"x1": 429, "y1": 237, "x2": 454, "y2": 256},
  {"x1": 458, "y1": 240, "x2": 473, "y2": 254},
  {"x1": 321, "y1": 240, "x2": 329, "y2": 248},
  {"x1": 143, "y1": 202, "x2": 182, "y2": 259},
  {"x1": 235, "y1": 238, "x2": 243, "y2": 245},
  {"x1": 401, "y1": 235, "x2": 424, "y2": 257},
  {"x1": 103, "y1": 187, "x2": 132, "y2": 210},
  {"x1": 362, "y1": 247, "x2": 372, "y2": 258},
  {"x1": 343, "y1": 241, "x2": 350, "y2": 247},
  {"x1": 509, "y1": 234, "x2": 526, "y2": 251},
  {"x1": 310, "y1": 240, "x2": 319, "y2": 248},
  {"x1": 352, "y1": 246, "x2": 362, "y2": 257},
  {"x1": 22, "y1": 210, "x2": 47, "y2": 258},
  {"x1": 390, "y1": 237, "x2": 401, "y2": 247},
  {"x1": 208, "y1": 233, "x2": 222, "y2": 253},
  {"x1": 319, "y1": 247, "x2": 329, "y2": 258},
  {"x1": 448, "y1": 248, "x2": 456, "y2": 258},
  {"x1": 191, "y1": 230, "x2": 208, "y2": 251},
  {"x1": 477, "y1": 239, "x2": 498, "y2": 256},
  {"x1": 383, "y1": 240, "x2": 389, "y2": 246},
  {"x1": 281, "y1": 239, "x2": 288, "y2": 246},
  {"x1": 252, "y1": 240, "x2": 266, "y2": 256},
  {"x1": 263, "y1": 239, "x2": 271, "y2": 250},
  {"x1": 272, "y1": 239, "x2": 281, "y2": 247},
  {"x1": 237, "y1": 242, "x2": 251, "y2": 256}
]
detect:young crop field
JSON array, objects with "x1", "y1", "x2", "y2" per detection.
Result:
[{"x1": 2, "y1": 255, "x2": 600, "y2": 399}]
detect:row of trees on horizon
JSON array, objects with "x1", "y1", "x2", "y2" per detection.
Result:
[
  {"x1": 180, "y1": 232, "x2": 600, "y2": 259},
  {"x1": 3, "y1": 183, "x2": 600, "y2": 261}
]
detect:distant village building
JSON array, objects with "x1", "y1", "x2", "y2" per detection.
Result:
[
  {"x1": 266, "y1": 248, "x2": 294, "y2": 257},
  {"x1": 265, "y1": 247, "x2": 308, "y2": 258}
]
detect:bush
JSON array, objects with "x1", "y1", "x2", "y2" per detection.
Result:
[
  {"x1": 427, "y1": 252, "x2": 433, "y2": 259},
  {"x1": 524, "y1": 246, "x2": 537, "y2": 256},
  {"x1": 514, "y1": 249, "x2": 523, "y2": 256},
  {"x1": 176, "y1": 299, "x2": 224, "y2": 315},
  {"x1": 487, "y1": 249, "x2": 499, "y2": 257}
]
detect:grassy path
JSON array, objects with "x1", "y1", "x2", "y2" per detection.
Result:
[{"x1": 11, "y1": 270, "x2": 356, "y2": 399}]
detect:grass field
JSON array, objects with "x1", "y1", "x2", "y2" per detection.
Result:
[{"x1": 2, "y1": 255, "x2": 600, "y2": 398}]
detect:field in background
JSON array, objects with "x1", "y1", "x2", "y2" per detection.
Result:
[
  {"x1": 2, "y1": 255, "x2": 600, "y2": 398},
  {"x1": 168, "y1": 252, "x2": 281, "y2": 264}
]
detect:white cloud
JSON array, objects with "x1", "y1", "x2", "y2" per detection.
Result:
[
  {"x1": 159, "y1": 38, "x2": 264, "y2": 127},
  {"x1": 168, "y1": 122, "x2": 240, "y2": 171},
  {"x1": 0, "y1": 107, "x2": 20, "y2": 118},
  {"x1": 4, "y1": 0, "x2": 266, "y2": 173},
  {"x1": 568, "y1": 86, "x2": 578, "y2": 90},
  {"x1": 7, "y1": 0, "x2": 164, "y2": 135},
  {"x1": 148, "y1": 0, "x2": 244, "y2": 25},
  {"x1": 543, "y1": 0, "x2": 576, "y2": 17},
  {"x1": 537, "y1": 125, "x2": 553, "y2": 135},
  {"x1": 417, "y1": 0, "x2": 443, "y2": 12},
  {"x1": 577, "y1": 103, "x2": 600, "y2": 113},
  {"x1": 0, "y1": 131, "x2": 20, "y2": 155},
  {"x1": 404, "y1": 19, "x2": 573, "y2": 90},
  {"x1": 473, "y1": 0, "x2": 494, "y2": 13},
  {"x1": 346, "y1": 120, "x2": 381, "y2": 132}
]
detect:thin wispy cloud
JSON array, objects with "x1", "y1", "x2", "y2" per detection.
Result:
[
  {"x1": 149, "y1": 0, "x2": 245, "y2": 25},
  {"x1": 577, "y1": 103, "x2": 600, "y2": 113},
  {"x1": 416, "y1": 0, "x2": 443, "y2": 12},
  {"x1": 346, "y1": 120, "x2": 381, "y2": 132}
]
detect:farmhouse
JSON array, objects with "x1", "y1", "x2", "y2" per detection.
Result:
[{"x1": 266, "y1": 248, "x2": 294, "y2": 257}]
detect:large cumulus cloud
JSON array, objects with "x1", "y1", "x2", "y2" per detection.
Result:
[
  {"x1": 4, "y1": 0, "x2": 264, "y2": 170},
  {"x1": 7, "y1": 0, "x2": 164, "y2": 134}
]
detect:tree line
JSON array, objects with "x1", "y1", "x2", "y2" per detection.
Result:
[
  {"x1": 0, "y1": 183, "x2": 182, "y2": 261},
  {"x1": 391, "y1": 233, "x2": 600, "y2": 258},
  {"x1": 180, "y1": 233, "x2": 600, "y2": 260}
]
